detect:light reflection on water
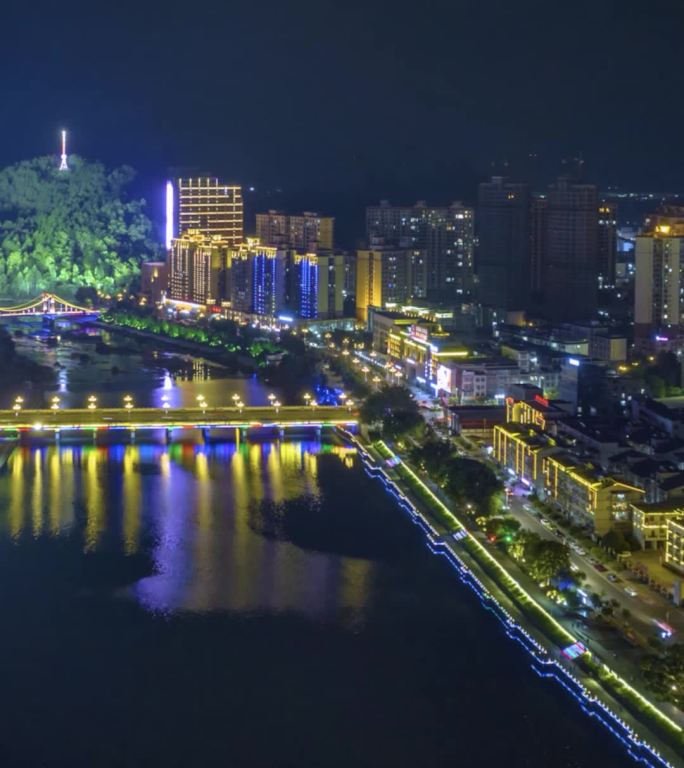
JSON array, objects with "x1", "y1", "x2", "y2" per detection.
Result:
[{"x1": 0, "y1": 441, "x2": 371, "y2": 620}]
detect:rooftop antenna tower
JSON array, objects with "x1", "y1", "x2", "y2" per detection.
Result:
[{"x1": 59, "y1": 130, "x2": 69, "y2": 171}]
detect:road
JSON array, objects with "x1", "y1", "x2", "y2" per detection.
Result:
[{"x1": 505, "y1": 493, "x2": 684, "y2": 634}]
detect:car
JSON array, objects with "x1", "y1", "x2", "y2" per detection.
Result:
[
  {"x1": 540, "y1": 518, "x2": 553, "y2": 530},
  {"x1": 593, "y1": 562, "x2": 607, "y2": 573},
  {"x1": 574, "y1": 547, "x2": 586, "y2": 556},
  {"x1": 607, "y1": 573, "x2": 619, "y2": 583},
  {"x1": 624, "y1": 587, "x2": 638, "y2": 598}
]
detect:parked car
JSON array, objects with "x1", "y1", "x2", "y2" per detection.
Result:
[{"x1": 624, "y1": 587, "x2": 638, "y2": 598}]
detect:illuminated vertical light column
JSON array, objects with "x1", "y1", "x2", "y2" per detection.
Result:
[
  {"x1": 165, "y1": 180, "x2": 175, "y2": 250},
  {"x1": 59, "y1": 130, "x2": 69, "y2": 171}
]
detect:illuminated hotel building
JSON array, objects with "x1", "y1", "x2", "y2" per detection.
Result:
[
  {"x1": 227, "y1": 239, "x2": 286, "y2": 318},
  {"x1": 256, "y1": 211, "x2": 334, "y2": 252},
  {"x1": 355, "y1": 244, "x2": 427, "y2": 323},
  {"x1": 168, "y1": 231, "x2": 227, "y2": 306},
  {"x1": 634, "y1": 206, "x2": 684, "y2": 345},
  {"x1": 167, "y1": 177, "x2": 243, "y2": 246}
]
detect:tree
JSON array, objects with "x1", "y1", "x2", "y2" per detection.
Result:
[
  {"x1": 360, "y1": 385, "x2": 422, "y2": 438},
  {"x1": 511, "y1": 531, "x2": 570, "y2": 585},
  {"x1": 0, "y1": 155, "x2": 160, "y2": 297},
  {"x1": 484, "y1": 516, "x2": 521, "y2": 544}
]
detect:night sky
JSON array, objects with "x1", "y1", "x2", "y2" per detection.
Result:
[{"x1": 2, "y1": 0, "x2": 683, "y2": 241}]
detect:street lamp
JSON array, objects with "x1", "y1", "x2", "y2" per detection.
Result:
[
  {"x1": 362, "y1": 365, "x2": 370, "y2": 380},
  {"x1": 273, "y1": 399, "x2": 281, "y2": 414},
  {"x1": 87, "y1": 395, "x2": 97, "y2": 410},
  {"x1": 268, "y1": 393, "x2": 276, "y2": 405},
  {"x1": 197, "y1": 395, "x2": 208, "y2": 414},
  {"x1": 346, "y1": 398, "x2": 355, "y2": 412},
  {"x1": 50, "y1": 396, "x2": 60, "y2": 412},
  {"x1": 231, "y1": 393, "x2": 240, "y2": 406},
  {"x1": 303, "y1": 392, "x2": 312, "y2": 406},
  {"x1": 161, "y1": 395, "x2": 170, "y2": 413},
  {"x1": 236, "y1": 399, "x2": 244, "y2": 413},
  {"x1": 310, "y1": 399, "x2": 317, "y2": 411},
  {"x1": 372, "y1": 375, "x2": 381, "y2": 385}
]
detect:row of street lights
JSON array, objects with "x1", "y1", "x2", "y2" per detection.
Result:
[{"x1": 10, "y1": 392, "x2": 358, "y2": 415}]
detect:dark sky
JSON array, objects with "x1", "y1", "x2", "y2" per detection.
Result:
[{"x1": 1, "y1": 0, "x2": 683, "y2": 242}]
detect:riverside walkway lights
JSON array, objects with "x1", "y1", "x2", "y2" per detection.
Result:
[{"x1": 87, "y1": 395, "x2": 97, "y2": 410}]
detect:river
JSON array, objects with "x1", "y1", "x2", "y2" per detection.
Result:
[{"x1": 0, "y1": 322, "x2": 632, "y2": 766}]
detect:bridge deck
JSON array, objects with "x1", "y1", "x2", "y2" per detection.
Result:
[{"x1": 0, "y1": 405, "x2": 357, "y2": 431}]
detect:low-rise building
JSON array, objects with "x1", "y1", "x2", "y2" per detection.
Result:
[
  {"x1": 631, "y1": 498, "x2": 684, "y2": 550},
  {"x1": 449, "y1": 405, "x2": 506, "y2": 442},
  {"x1": 437, "y1": 357, "x2": 521, "y2": 403},
  {"x1": 665, "y1": 518, "x2": 684, "y2": 575},
  {"x1": 492, "y1": 424, "x2": 558, "y2": 488},
  {"x1": 542, "y1": 453, "x2": 643, "y2": 536}
]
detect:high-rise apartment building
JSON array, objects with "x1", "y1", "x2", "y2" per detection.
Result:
[
  {"x1": 366, "y1": 201, "x2": 474, "y2": 299},
  {"x1": 167, "y1": 231, "x2": 227, "y2": 306},
  {"x1": 634, "y1": 207, "x2": 684, "y2": 342},
  {"x1": 290, "y1": 252, "x2": 345, "y2": 320},
  {"x1": 227, "y1": 239, "x2": 286, "y2": 318},
  {"x1": 256, "y1": 210, "x2": 334, "y2": 252},
  {"x1": 529, "y1": 196, "x2": 548, "y2": 298},
  {"x1": 167, "y1": 177, "x2": 243, "y2": 246},
  {"x1": 597, "y1": 201, "x2": 618, "y2": 287},
  {"x1": 542, "y1": 177, "x2": 599, "y2": 321},
  {"x1": 476, "y1": 177, "x2": 531, "y2": 311},
  {"x1": 355, "y1": 244, "x2": 427, "y2": 323}
]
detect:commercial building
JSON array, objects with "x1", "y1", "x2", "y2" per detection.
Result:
[
  {"x1": 492, "y1": 423, "x2": 558, "y2": 488},
  {"x1": 256, "y1": 210, "x2": 334, "y2": 252},
  {"x1": 386, "y1": 322, "x2": 469, "y2": 389},
  {"x1": 436, "y1": 357, "x2": 521, "y2": 403},
  {"x1": 167, "y1": 177, "x2": 243, "y2": 246},
  {"x1": 634, "y1": 206, "x2": 684, "y2": 344},
  {"x1": 167, "y1": 231, "x2": 228, "y2": 306},
  {"x1": 476, "y1": 177, "x2": 531, "y2": 311},
  {"x1": 558, "y1": 356, "x2": 610, "y2": 417},
  {"x1": 542, "y1": 177, "x2": 599, "y2": 321},
  {"x1": 449, "y1": 405, "x2": 507, "y2": 441},
  {"x1": 355, "y1": 244, "x2": 427, "y2": 323},
  {"x1": 366, "y1": 200, "x2": 474, "y2": 299}
]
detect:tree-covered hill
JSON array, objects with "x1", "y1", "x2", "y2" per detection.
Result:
[{"x1": 0, "y1": 155, "x2": 160, "y2": 298}]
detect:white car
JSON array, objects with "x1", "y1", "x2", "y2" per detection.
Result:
[{"x1": 624, "y1": 587, "x2": 638, "y2": 598}]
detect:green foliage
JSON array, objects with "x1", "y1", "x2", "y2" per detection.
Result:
[
  {"x1": 0, "y1": 155, "x2": 159, "y2": 297},
  {"x1": 484, "y1": 516, "x2": 521, "y2": 544},
  {"x1": 360, "y1": 385, "x2": 422, "y2": 438},
  {"x1": 510, "y1": 530, "x2": 570, "y2": 585},
  {"x1": 103, "y1": 308, "x2": 242, "y2": 351},
  {"x1": 641, "y1": 644, "x2": 684, "y2": 709},
  {"x1": 409, "y1": 438, "x2": 503, "y2": 515}
]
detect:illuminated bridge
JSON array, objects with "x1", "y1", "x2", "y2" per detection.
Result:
[
  {"x1": 0, "y1": 406, "x2": 358, "y2": 444},
  {"x1": 0, "y1": 292, "x2": 98, "y2": 318}
]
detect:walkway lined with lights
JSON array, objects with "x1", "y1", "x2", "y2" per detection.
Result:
[{"x1": 0, "y1": 405, "x2": 357, "y2": 433}]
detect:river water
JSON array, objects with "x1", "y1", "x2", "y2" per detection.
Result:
[{"x1": 0, "y1": 324, "x2": 632, "y2": 766}]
